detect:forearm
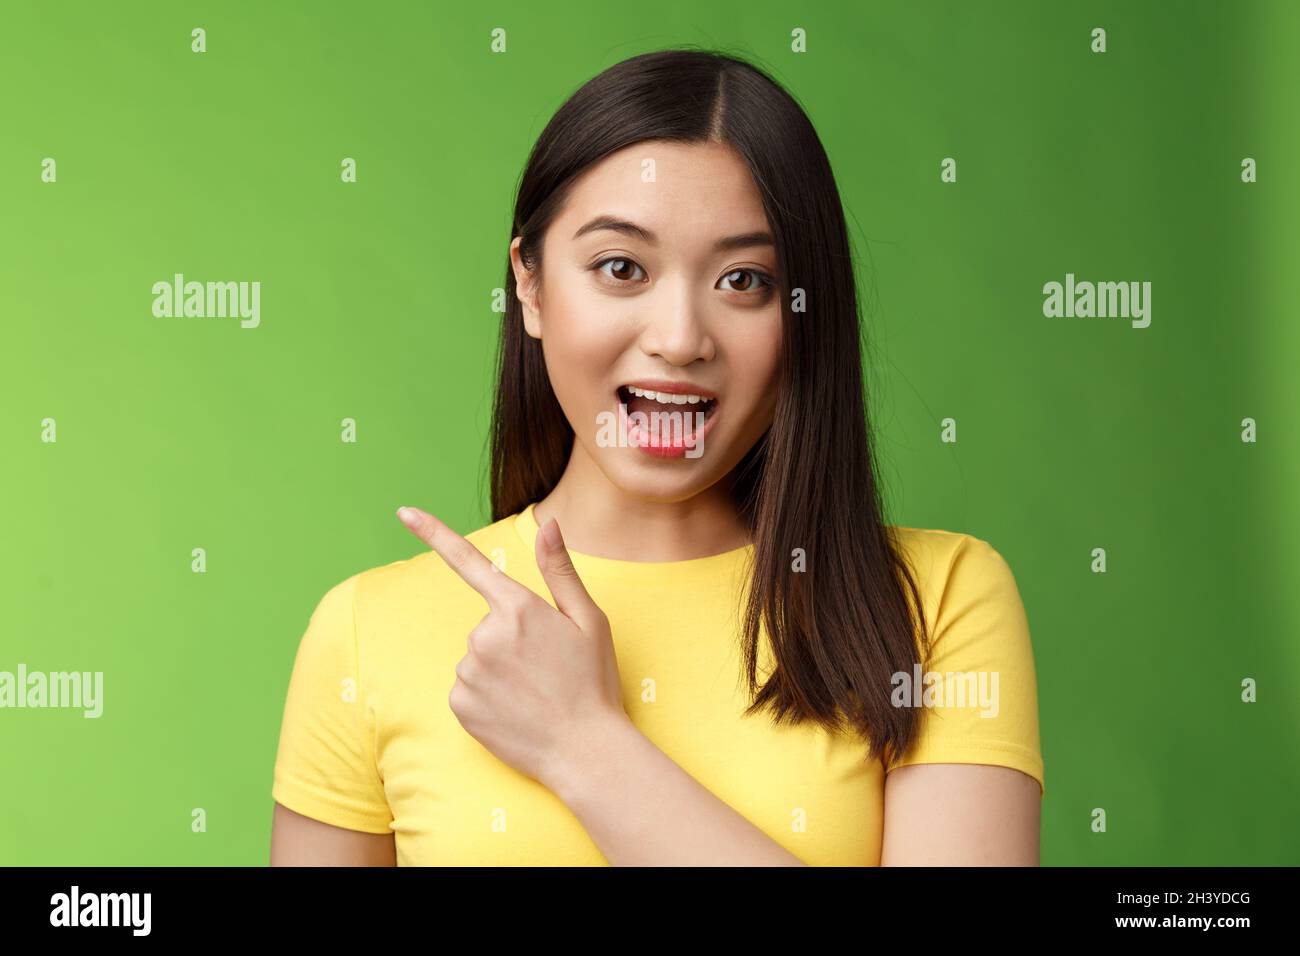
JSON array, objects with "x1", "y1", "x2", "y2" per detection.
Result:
[{"x1": 548, "y1": 717, "x2": 807, "y2": 866}]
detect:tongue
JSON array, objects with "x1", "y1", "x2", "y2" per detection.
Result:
[{"x1": 626, "y1": 396, "x2": 703, "y2": 437}]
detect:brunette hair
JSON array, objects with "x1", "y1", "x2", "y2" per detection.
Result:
[{"x1": 489, "y1": 47, "x2": 929, "y2": 766}]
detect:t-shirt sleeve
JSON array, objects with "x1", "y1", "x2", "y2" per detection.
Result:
[
  {"x1": 271, "y1": 573, "x2": 394, "y2": 833},
  {"x1": 884, "y1": 535, "x2": 1046, "y2": 796}
]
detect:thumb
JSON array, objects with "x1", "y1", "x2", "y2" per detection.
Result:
[{"x1": 535, "y1": 517, "x2": 603, "y2": 631}]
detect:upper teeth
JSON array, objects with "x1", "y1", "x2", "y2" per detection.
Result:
[{"x1": 626, "y1": 386, "x2": 709, "y2": 405}]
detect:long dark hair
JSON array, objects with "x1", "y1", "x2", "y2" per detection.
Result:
[{"x1": 489, "y1": 47, "x2": 929, "y2": 766}]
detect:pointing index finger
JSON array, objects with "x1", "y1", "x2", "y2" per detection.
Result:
[{"x1": 397, "y1": 506, "x2": 524, "y2": 608}]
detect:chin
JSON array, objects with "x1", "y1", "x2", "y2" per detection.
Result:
[{"x1": 598, "y1": 453, "x2": 727, "y2": 505}]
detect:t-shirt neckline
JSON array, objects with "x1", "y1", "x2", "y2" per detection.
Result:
[{"x1": 512, "y1": 502, "x2": 754, "y2": 573}]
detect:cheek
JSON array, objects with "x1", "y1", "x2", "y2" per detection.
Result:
[
  {"x1": 728, "y1": 316, "x2": 783, "y2": 410},
  {"x1": 537, "y1": 283, "x2": 627, "y2": 410}
]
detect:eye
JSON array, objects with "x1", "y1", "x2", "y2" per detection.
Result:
[
  {"x1": 717, "y1": 268, "x2": 776, "y2": 294},
  {"x1": 593, "y1": 257, "x2": 647, "y2": 284}
]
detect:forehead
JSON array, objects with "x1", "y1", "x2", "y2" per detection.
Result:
[{"x1": 551, "y1": 139, "x2": 770, "y2": 245}]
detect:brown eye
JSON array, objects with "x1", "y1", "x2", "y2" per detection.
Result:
[
  {"x1": 718, "y1": 268, "x2": 773, "y2": 294},
  {"x1": 596, "y1": 257, "x2": 646, "y2": 282},
  {"x1": 725, "y1": 269, "x2": 753, "y2": 291}
]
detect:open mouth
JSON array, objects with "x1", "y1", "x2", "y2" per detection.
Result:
[
  {"x1": 615, "y1": 383, "x2": 719, "y2": 456},
  {"x1": 616, "y1": 384, "x2": 719, "y2": 423}
]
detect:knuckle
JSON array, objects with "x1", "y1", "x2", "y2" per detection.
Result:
[
  {"x1": 501, "y1": 593, "x2": 533, "y2": 624},
  {"x1": 448, "y1": 540, "x2": 475, "y2": 572},
  {"x1": 454, "y1": 656, "x2": 474, "y2": 684},
  {"x1": 577, "y1": 608, "x2": 608, "y2": 635}
]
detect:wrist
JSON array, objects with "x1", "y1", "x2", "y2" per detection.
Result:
[{"x1": 545, "y1": 711, "x2": 640, "y2": 806}]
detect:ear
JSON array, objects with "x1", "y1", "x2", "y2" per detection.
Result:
[{"x1": 509, "y1": 236, "x2": 542, "y2": 339}]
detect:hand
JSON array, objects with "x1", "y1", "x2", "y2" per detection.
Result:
[{"x1": 396, "y1": 505, "x2": 629, "y2": 791}]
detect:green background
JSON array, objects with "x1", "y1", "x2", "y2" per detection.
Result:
[{"x1": 2, "y1": 0, "x2": 1296, "y2": 865}]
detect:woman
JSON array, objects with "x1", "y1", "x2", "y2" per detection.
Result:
[{"x1": 270, "y1": 47, "x2": 1044, "y2": 866}]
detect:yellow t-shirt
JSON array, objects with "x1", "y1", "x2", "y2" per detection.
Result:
[{"x1": 272, "y1": 503, "x2": 1044, "y2": 865}]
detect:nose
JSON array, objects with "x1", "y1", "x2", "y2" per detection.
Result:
[{"x1": 637, "y1": 275, "x2": 716, "y2": 366}]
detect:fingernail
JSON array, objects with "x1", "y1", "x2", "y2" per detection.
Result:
[
  {"x1": 540, "y1": 517, "x2": 561, "y2": 550},
  {"x1": 397, "y1": 506, "x2": 416, "y2": 524}
]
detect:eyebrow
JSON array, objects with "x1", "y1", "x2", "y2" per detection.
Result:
[{"x1": 572, "y1": 214, "x2": 774, "y2": 253}]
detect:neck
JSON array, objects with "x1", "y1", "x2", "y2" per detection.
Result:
[{"x1": 531, "y1": 442, "x2": 750, "y2": 562}]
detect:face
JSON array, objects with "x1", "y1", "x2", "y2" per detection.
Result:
[{"x1": 509, "y1": 139, "x2": 783, "y2": 504}]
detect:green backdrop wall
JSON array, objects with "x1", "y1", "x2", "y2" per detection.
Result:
[{"x1": 2, "y1": 0, "x2": 1296, "y2": 865}]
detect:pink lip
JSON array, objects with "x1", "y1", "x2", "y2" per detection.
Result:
[{"x1": 616, "y1": 389, "x2": 720, "y2": 460}]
